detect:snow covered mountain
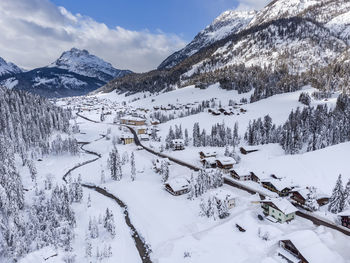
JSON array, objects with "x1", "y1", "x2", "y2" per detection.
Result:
[
  {"x1": 0, "y1": 57, "x2": 22, "y2": 77},
  {"x1": 96, "y1": 0, "x2": 350, "y2": 98},
  {"x1": 0, "y1": 48, "x2": 132, "y2": 98},
  {"x1": 158, "y1": 10, "x2": 256, "y2": 70},
  {"x1": 52, "y1": 48, "x2": 132, "y2": 82}
]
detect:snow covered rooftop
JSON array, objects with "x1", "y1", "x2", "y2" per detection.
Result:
[
  {"x1": 264, "y1": 198, "x2": 298, "y2": 215},
  {"x1": 172, "y1": 139, "x2": 185, "y2": 144},
  {"x1": 292, "y1": 187, "x2": 329, "y2": 200},
  {"x1": 261, "y1": 178, "x2": 295, "y2": 191},
  {"x1": 166, "y1": 177, "x2": 189, "y2": 192},
  {"x1": 216, "y1": 157, "x2": 237, "y2": 165},
  {"x1": 203, "y1": 157, "x2": 217, "y2": 164},
  {"x1": 337, "y1": 210, "x2": 350, "y2": 217},
  {"x1": 200, "y1": 150, "x2": 217, "y2": 156},
  {"x1": 120, "y1": 116, "x2": 146, "y2": 122},
  {"x1": 281, "y1": 230, "x2": 338, "y2": 263},
  {"x1": 120, "y1": 134, "x2": 133, "y2": 139}
]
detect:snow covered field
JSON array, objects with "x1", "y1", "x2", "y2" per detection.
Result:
[{"x1": 23, "y1": 84, "x2": 349, "y2": 262}]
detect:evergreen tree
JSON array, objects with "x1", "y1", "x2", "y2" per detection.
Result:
[
  {"x1": 130, "y1": 152, "x2": 136, "y2": 181},
  {"x1": 328, "y1": 175, "x2": 345, "y2": 214},
  {"x1": 103, "y1": 208, "x2": 116, "y2": 238}
]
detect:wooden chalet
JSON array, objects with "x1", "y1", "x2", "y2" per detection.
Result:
[
  {"x1": 120, "y1": 116, "x2": 146, "y2": 126},
  {"x1": 338, "y1": 211, "x2": 350, "y2": 229},
  {"x1": 216, "y1": 157, "x2": 237, "y2": 171},
  {"x1": 136, "y1": 126, "x2": 147, "y2": 135},
  {"x1": 290, "y1": 188, "x2": 329, "y2": 207},
  {"x1": 120, "y1": 134, "x2": 134, "y2": 145},
  {"x1": 172, "y1": 139, "x2": 185, "y2": 151},
  {"x1": 230, "y1": 168, "x2": 261, "y2": 183},
  {"x1": 201, "y1": 157, "x2": 217, "y2": 168},
  {"x1": 164, "y1": 177, "x2": 190, "y2": 196},
  {"x1": 278, "y1": 230, "x2": 337, "y2": 263},
  {"x1": 230, "y1": 169, "x2": 252, "y2": 181},
  {"x1": 261, "y1": 179, "x2": 293, "y2": 197},
  {"x1": 150, "y1": 119, "x2": 160, "y2": 125},
  {"x1": 199, "y1": 151, "x2": 217, "y2": 159}
]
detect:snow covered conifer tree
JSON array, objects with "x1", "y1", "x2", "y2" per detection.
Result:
[
  {"x1": 305, "y1": 187, "x2": 319, "y2": 211},
  {"x1": 161, "y1": 161, "x2": 169, "y2": 183},
  {"x1": 130, "y1": 152, "x2": 136, "y2": 181},
  {"x1": 87, "y1": 194, "x2": 91, "y2": 208},
  {"x1": 193, "y1": 123, "x2": 201, "y2": 147},
  {"x1": 224, "y1": 145, "x2": 230, "y2": 156},
  {"x1": 108, "y1": 147, "x2": 122, "y2": 181},
  {"x1": 343, "y1": 179, "x2": 350, "y2": 209},
  {"x1": 184, "y1": 128, "x2": 189, "y2": 146},
  {"x1": 104, "y1": 208, "x2": 116, "y2": 238},
  {"x1": 328, "y1": 175, "x2": 345, "y2": 213}
]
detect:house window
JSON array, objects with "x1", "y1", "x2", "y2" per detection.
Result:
[{"x1": 279, "y1": 213, "x2": 281, "y2": 216}]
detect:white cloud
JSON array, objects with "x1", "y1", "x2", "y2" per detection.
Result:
[
  {"x1": 236, "y1": 0, "x2": 271, "y2": 11},
  {"x1": 0, "y1": 0, "x2": 186, "y2": 72}
]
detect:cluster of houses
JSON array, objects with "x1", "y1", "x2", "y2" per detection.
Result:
[
  {"x1": 118, "y1": 115, "x2": 160, "y2": 145},
  {"x1": 199, "y1": 151, "x2": 237, "y2": 171},
  {"x1": 153, "y1": 102, "x2": 202, "y2": 111},
  {"x1": 208, "y1": 107, "x2": 247, "y2": 116}
]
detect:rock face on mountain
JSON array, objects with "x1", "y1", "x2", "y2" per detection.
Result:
[
  {"x1": 53, "y1": 48, "x2": 131, "y2": 82},
  {"x1": 158, "y1": 10, "x2": 256, "y2": 70},
  {"x1": 0, "y1": 48, "x2": 132, "y2": 98},
  {"x1": 0, "y1": 57, "x2": 22, "y2": 77},
  {"x1": 95, "y1": 0, "x2": 350, "y2": 98}
]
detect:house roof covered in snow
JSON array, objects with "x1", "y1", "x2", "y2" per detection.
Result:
[
  {"x1": 338, "y1": 210, "x2": 350, "y2": 217},
  {"x1": 120, "y1": 133, "x2": 133, "y2": 139},
  {"x1": 281, "y1": 230, "x2": 338, "y2": 263},
  {"x1": 200, "y1": 150, "x2": 217, "y2": 156},
  {"x1": 263, "y1": 198, "x2": 298, "y2": 215},
  {"x1": 261, "y1": 178, "x2": 295, "y2": 191},
  {"x1": 203, "y1": 157, "x2": 217, "y2": 164},
  {"x1": 292, "y1": 187, "x2": 329, "y2": 200},
  {"x1": 211, "y1": 189, "x2": 236, "y2": 201},
  {"x1": 166, "y1": 177, "x2": 189, "y2": 192},
  {"x1": 216, "y1": 157, "x2": 237, "y2": 165},
  {"x1": 120, "y1": 116, "x2": 146, "y2": 122},
  {"x1": 172, "y1": 139, "x2": 184, "y2": 144}
]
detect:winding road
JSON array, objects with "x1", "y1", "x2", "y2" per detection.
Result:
[{"x1": 64, "y1": 115, "x2": 153, "y2": 263}]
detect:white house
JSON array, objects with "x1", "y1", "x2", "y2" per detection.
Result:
[{"x1": 260, "y1": 198, "x2": 298, "y2": 223}]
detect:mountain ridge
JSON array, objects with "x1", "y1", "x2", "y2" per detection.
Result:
[{"x1": 0, "y1": 48, "x2": 132, "y2": 98}]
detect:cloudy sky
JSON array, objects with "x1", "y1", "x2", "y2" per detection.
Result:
[{"x1": 0, "y1": 0, "x2": 269, "y2": 72}]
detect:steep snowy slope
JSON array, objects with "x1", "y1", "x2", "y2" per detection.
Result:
[
  {"x1": 96, "y1": 0, "x2": 350, "y2": 97},
  {"x1": 0, "y1": 48, "x2": 132, "y2": 98},
  {"x1": 158, "y1": 10, "x2": 256, "y2": 70},
  {"x1": 0, "y1": 57, "x2": 22, "y2": 77}
]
